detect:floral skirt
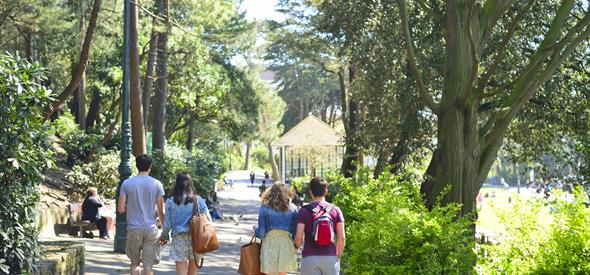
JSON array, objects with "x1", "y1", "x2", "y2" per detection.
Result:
[
  {"x1": 169, "y1": 232, "x2": 203, "y2": 262},
  {"x1": 260, "y1": 230, "x2": 297, "y2": 273}
]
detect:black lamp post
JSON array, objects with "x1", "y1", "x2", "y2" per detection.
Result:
[{"x1": 114, "y1": 0, "x2": 132, "y2": 253}]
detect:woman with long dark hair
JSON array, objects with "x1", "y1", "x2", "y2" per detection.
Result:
[
  {"x1": 160, "y1": 173, "x2": 210, "y2": 275},
  {"x1": 254, "y1": 183, "x2": 298, "y2": 275}
]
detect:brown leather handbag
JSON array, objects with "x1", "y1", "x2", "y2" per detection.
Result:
[
  {"x1": 238, "y1": 235, "x2": 263, "y2": 275},
  {"x1": 190, "y1": 195, "x2": 219, "y2": 254}
]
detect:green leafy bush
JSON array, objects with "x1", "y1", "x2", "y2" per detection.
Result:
[
  {"x1": 187, "y1": 150, "x2": 225, "y2": 195},
  {"x1": 66, "y1": 151, "x2": 132, "y2": 199},
  {"x1": 334, "y1": 168, "x2": 476, "y2": 274},
  {"x1": 251, "y1": 146, "x2": 271, "y2": 170},
  {"x1": 478, "y1": 189, "x2": 590, "y2": 274},
  {"x1": 48, "y1": 111, "x2": 78, "y2": 138},
  {"x1": 0, "y1": 54, "x2": 52, "y2": 274},
  {"x1": 151, "y1": 145, "x2": 225, "y2": 197},
  {"x1": 291, "y1": 172, "x2": 342, "y2": 202},
  {"x1": 62, "y1": 130, "x2": 102, "y2": 165}
]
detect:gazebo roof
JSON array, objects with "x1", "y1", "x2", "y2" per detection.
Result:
[{"x1": 273, "y1": 115, "x2": 343, "y2": 146}]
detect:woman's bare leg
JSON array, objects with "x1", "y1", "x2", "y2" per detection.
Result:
[
  {"x1": 175, "y1": 261, "x2": 188, "y2": 275},
  {"x1": 188, "y1": 259, "x2": 198, "y2": 275}
]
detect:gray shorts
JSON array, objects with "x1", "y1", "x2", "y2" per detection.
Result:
[
  {"x1": 300, "y1": 256, "x2": 340, "y2": 275},
  {"x1": 126, "y1": 228, "x2": 160, "y2": 267}
]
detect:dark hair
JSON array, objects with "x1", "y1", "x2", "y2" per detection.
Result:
[
  {"x1": 172, "y1": 172, "x2": 195, "y2": 205},
  {"x1": 309, "y1": 177, "x2": 328, "y2": 197},
  {"x1": 135, "y1": 154, "x2": 153, "y2": 172}
]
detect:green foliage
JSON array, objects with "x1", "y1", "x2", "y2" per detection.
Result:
[
  {"x1": 48, "y1": 111, "x2": 78, "y2": 138},
  {"x1": 478, "y1": 190, "x2": 590, "y2": 274},
  {"x1": 0, "y1": 54, "x2": 52, "y2": 274},
  {"x1": 250, "y1": 146, "x2": 270, "y2": 170},
  {"x1": 61, "y1": 130, "x2": 102, "y2": 165},
  {"x1": 151, "y1": 145, "x2": 225, "y2": 197},
  {"x1": 334, "y1": 168, "x2": 476, "y2": 274},
  {"x1": 66, "y1": 151, "x2": 131, "y2": 199},
  {"x1": 290, "y1": 172, "x2": 343, "y2": 203}
]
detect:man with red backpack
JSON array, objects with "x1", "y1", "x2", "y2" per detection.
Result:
[{"x1": 294, "y1": 177, "x2": 345, "y2": 275}]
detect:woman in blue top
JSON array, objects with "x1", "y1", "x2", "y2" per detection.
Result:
[
  {"x1": 160, "y1": 173, "x2": 210, "y2": 275},
  {"x1": 254, "y1": 183, "x2": 298, "y2": 275}
]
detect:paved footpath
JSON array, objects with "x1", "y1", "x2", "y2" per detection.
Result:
[{"x1": 41, "y1": 170, "x2": 299, "y2": 274}]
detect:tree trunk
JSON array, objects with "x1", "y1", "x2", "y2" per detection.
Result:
[
  {"x1": 186, "y1": 116, "x2": 195, "y2": 151},
  {"x1": 373, "y1": 148, "x2": 391, "y2": 179},
  {"x1": 268, "y1": 142, "x2": 280, "y2": 182},
  {"x1": 76, "y1": 0, "x2": 86, "y2": 130},
  {"x1": 129, "y1": 0, "x2": 145, "y2": 156},
  {"x1": 298, "y1": 97, "x2": 304, "y2": 121},
  {"x1": 340, "y1": 66, "x2": 359, "y2": 177},
  {"x1": 387, "y1": 102, "x2": 419, "y2": 174},
  {"x1": 23, "y1": 26, "x2": 36, "y2": 62},
  {"x1": 320, "y1": 99, "x2": 328, "y2": 123},
  {"x1": 43, "y1": 0, "x2": 101, "y2": 121},
  {"x1": 152, "y1": 0, "x2": 169, "y2": 152},
  {"x1": 85, "y1": 97, "x2": 121, "y2": 164},
  {"x1": 77, "y1": 73, "x2": 86, "y2": 130},
  {"x1": 85, "y1": 87, "x2": 101, "y2": 129},
  {"x1": 328, "y1": 100, "x2": 337, "y2": 127},
  {"x1": 243, "y1": 143, "x2": 251, "y2": 170},
  {"x1": 143, "y1": 26, "x2": 158, "y2": 132},
  {"x1": 421, "y1": 104, "x2": 487, "y2": 216}
]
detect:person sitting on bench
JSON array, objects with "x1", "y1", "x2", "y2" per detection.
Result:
[
  {"x1": 82, "y1": 187, "x2": 109, "y2": 239},
  {"x1": 206, "y1": 190, "x2": 224, "y2": 220}
]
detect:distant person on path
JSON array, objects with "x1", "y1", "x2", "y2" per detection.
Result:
[
  {"x1": 250, "y1": 171, "x2": 256, "y2": 185},
  {"x1": 82, "y1": 187, "x2": 109, "y2": 239},
  {"x1": 117, "y1": 154, "x2": 165, "y2": 275},
  {"x1": 160, "y1": 173, "x2": 210, "y2": 275},
  {"x1": 295, "y1": 177, "x2": 345, "y2": 275},
  {"x1": 265, "y1": 171, "x2": 270, "y2": 181},
  {"x1": 292, "y1": 186, "x2": 304, "y2": 208},
  {"x1": 254, "y1": 183, "x2": 298, "y2": 275},
  {"x1": 206, "y1": 190, "x2": 224, "y2": 220}
]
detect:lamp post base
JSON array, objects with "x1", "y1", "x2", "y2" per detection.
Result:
[{"x1": 114, "y1": 212, "x2": 127, "y2": 253}]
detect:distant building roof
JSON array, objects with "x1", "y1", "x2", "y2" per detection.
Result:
[{"x1": 273, "y1": 115, "x2": 343, "y2": 146}]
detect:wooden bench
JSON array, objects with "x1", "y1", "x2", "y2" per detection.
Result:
[{"x1": 68, "y1": 203, "x2": 97, "y2": 237}]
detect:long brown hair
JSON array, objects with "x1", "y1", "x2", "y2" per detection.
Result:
[{"x1": 261, "y1": 183, "x2": 291, "y2": 212}]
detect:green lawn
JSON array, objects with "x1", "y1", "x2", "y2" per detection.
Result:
[{"x1": 476, "y1": 186, "x2": 553, "y2": 235}]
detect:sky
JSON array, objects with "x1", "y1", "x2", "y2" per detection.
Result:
[{"x1": 240, "y1": 0, "x2": 284, "y2": 21}]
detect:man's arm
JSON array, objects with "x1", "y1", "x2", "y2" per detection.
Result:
[
  {"x1": 117, "y1": 194, "x2": 127, "y2": 214},
  {"x1": 156, "y1": 196, "x2": 165, "y2": 228},
  {"x1": 335, "y1": 222, "x2": 346, "y2": 257},
  {"x1": 294, "y1": 223, "x2": 305, "y2": 248}
]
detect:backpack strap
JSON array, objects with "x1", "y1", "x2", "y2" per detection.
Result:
[
  {"x1": 303, "y1": 203, "x2": 320, "y2": 213},
  {"x1": 325, "y1": 204, "x2": 335, "y2": 215}
]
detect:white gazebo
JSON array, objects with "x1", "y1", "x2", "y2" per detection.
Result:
[{"x1": 273, "y1": 115, "x2": 344, "y2": 182}]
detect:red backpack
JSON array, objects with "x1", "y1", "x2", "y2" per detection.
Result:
[{"x1": 305, "y1": 203, "x2": 336, "y2": 246}]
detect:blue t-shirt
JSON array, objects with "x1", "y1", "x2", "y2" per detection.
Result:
[{"x1": 120, "y1": 175, "x2": 165, "y2": 231}]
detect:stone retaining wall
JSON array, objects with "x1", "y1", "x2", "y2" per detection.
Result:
[
  {"x1": 35, "y1": 241, "x2": 84, "y2": 275},
  {"x1": 36, "y1": 207, "x2": 74, "y2": 237}
]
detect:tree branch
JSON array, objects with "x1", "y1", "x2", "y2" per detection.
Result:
[
  {"x1": 459, "y1": 4, "x2": 480, "y2": 107},
  {"x1": 480, "y1": 2, "x2": 588, "y2": 150},
  {"x1": 397, "y1": 0, "x2": 440, "y2": 115},
  {"x1": 415, "y1": 0, "x2": 443, "y2": 24},
  {"x1": 43, "y1": 0, "x2": 101, "y2": 121},
  {"x1": 479, "y1": 0, "x2": 513, "y2": 48},
  {"x1": 477, "y1": 0, "x2": 536, "y2": 97}
]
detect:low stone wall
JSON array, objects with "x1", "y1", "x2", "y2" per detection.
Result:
[
  {"x1": 35, "y1": 241, "x2": 84, "y2": 275},
  {"x1": 36, "y1": 207, "x2": 74, "y2": 237}
]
